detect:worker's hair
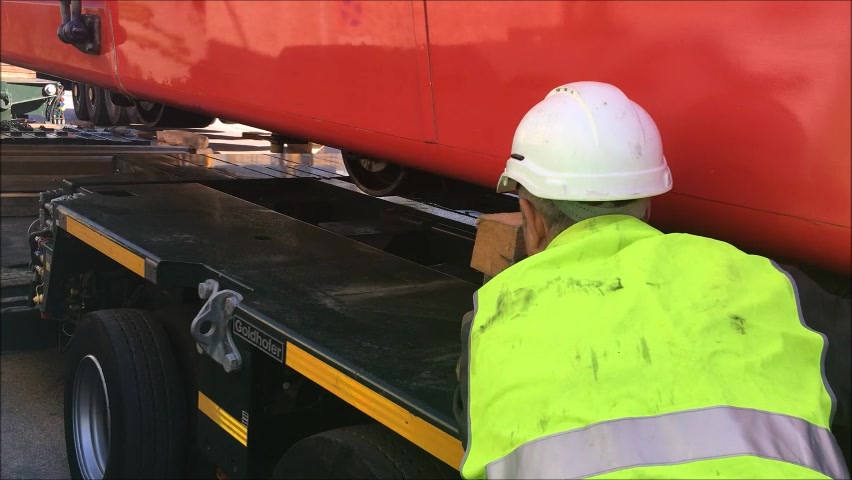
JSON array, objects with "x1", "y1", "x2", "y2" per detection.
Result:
[{"x1": 517, "y1": 185, "x2": 650, "y2": 240}]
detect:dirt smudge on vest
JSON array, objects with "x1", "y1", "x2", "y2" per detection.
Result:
[
  {"x1": 538, "y1": 415, "x2": 551, "y2": 432},
  {"x1": 557, "y1": 277, "x2": 625, "y2": 296},
  {"x1": 645, "y1": 281, "x2": 660, "y2": 288},
  {"x1": 729, "y1": 314, "x2": 747, "y2": 334},
  {"x1": 590, "y1": 349, "x2": 599, "y2": 381},
  {"x1": 608, "y1": 278, "x2": 624, "y2": 292},
  {"x1": 727, "y1": 262, "x2": 742, "y2": 282},
  {"x1": 640, "y1": 337, "x2": 652, "y2": 364},
  {"x1": 478, "y1": 288, "x2": 535, "y2": 334}
]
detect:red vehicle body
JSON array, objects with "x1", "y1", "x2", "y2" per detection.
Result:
[{"x1": 2, "y1": 0, "x2": 849, "y2": 274}]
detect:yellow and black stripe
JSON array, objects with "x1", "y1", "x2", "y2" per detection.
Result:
[
  {"x1": 198, "y1": 391, "x2": 248, "y2": 447},
  {"x1": 285, "y1": 342, "x2": 463, "y2": 468},
  {"x1": 63, "y1": 214, "x2": 147, "y2": 278},
  {"x1": 197, "y1": 343, "x2": 464, "y2": 469}
]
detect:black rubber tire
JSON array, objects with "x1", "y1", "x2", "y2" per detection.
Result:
[
  {"x1": 341, "y1": 151, "x2": 440, "y2": 197},
  {"x1": 84, "y1": 85, "x2": 110, "y2": 126},
  {"x1": 64, "y1": 309, "x2": 186, "y2": 479},
  {"x1": 126, "y1": 105, "x2": 143, "y2": 125},
  {"x1": 134, "y1": 100, "x2": 214, "y2": 128},
  {"x1": 272, "y1": 424, "x2": 458, "y2": 479},
  {"x1": 104, "y1": 91, "x2": 130, "y2": 126},
  {"x1": 71, "y1": 82, "x2": 90, "y2": 121}
]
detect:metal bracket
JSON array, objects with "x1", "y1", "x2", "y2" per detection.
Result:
[
  {"x1": 74, "y1": 14, "x2": 101, "y2": 55},
  {"x1": 191, "y1": 279, "x2": 244, "y2": 373},
  {"x1": 56, "y1": 1, "x2": 101, "y2": 55}
]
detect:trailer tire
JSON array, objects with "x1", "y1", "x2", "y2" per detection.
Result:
[
  {"x1": 84, "y1": 86, "x2": 110, "y2": 126},
  {"x1": 104, "y1": 91, "x2": 130, "y2": 126},
  {"x1": 64, "y1": 309, "x2": 186, "y2": 480},
  {"x1": 271, "y1": 424, "x2": 458, "y2": 479},
  {"x1": 71, "y1": 82, "x2": 90, "y2": 121}
]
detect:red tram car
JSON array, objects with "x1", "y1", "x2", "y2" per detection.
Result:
[{"x1": 2, "y1": 0, "x2": 849, "y2": 274}]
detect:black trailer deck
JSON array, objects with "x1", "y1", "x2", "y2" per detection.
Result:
[{"x1": 6, "y1": 139, "x2": 519, "y2": 477}]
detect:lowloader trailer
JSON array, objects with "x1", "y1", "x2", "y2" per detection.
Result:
[
  {"x1": 13, "y1": 137, "x2": 849, "y2": 480},
  {"x1": 16, "y1": 141, "x2": 526, "y2": 479}
]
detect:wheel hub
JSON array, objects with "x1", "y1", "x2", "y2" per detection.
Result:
[
  {"x1": 359, "y1": 157, "x2": 389, "y2": 173},
  {"x1": 72, "y1": 355, "x2": 111, "y2": 480}
]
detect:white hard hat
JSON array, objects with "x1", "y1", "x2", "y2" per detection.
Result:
[{"x1": 497, "y1": 81, "x2": 673, "y2": 201}]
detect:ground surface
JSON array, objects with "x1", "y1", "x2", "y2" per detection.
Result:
[{"x1": 0, "y1": 349, "x2": 67, "y2": 479}]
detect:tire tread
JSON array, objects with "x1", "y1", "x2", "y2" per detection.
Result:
[{"x1": 64, "y1": 309, "x2": 186, "y2": 479}]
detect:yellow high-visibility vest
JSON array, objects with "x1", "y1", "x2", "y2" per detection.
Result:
[{"x1": 459, "y1": 215, "x2": 847, "y2": 479}]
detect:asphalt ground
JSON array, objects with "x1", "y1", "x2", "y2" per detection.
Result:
[{"x1": 0, "y1": 348, "x2": 68, "y2": 479}]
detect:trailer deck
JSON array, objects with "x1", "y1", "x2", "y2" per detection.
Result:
[{"x1": 2, "y1": 128, "x2": 521, "y2": 477}]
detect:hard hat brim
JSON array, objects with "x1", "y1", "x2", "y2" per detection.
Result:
[
  {"x1": 496, "y1": 172, "x2": 519, "y2": 193},
  {"x1": 495, "y1": 156, "x2": 673, "y2": 201}
]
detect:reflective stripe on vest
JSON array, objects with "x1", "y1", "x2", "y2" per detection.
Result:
[{"x1": 485, "y1": 405, "x2": 848, "y2": 479}]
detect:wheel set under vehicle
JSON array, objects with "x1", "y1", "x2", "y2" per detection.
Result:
[
  {"x1": 70, "y1": 82, "x2": 213, "y2": 128},
  {"x1": 341, "y1": 151, "x2": 441, "y2": 197}
]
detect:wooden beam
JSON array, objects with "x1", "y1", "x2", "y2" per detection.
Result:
[
  {"x1": 156, "y1": 130, "x2": 209, "y2": 150},
  {"x1": 470, "y1": 212, "x2": 526, "y2": 281}
]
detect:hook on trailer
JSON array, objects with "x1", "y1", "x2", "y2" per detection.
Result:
[{"x1": 191, "y1": 279, "x2": 245, "y2": 373}]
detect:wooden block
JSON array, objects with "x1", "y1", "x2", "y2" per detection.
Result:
[
  {"x1": 135, "y1": 130, "x2": 156, "y2": 140},
  {"x1": 283, "y1": 143, "x2": 313, "y2": 154},
  {"x1": 470, "y1": 212, "x2": 526, "y2": 279},
  {"x1": 241, "y1": 131, "x2": 272, "y2": 141},
  {"x1": 0, "y1": 63, "x2": 37, "y2": 79},
  {"x1": 156, "y1": 130, "x2": 209, "y2": 149}
]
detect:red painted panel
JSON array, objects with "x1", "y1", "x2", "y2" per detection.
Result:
[
  {"x1": 0, "y1": 0, "x2": 120, "y2": 91},
  {"x1": 1, "y1": 0, "x2": 848, "y2": 274},
  {"x1": 652, "y1": 193, "x2": 851, "y2": 277},
  {"x1": 426, "y1": 1, "x2": 851, "y2": 229},
  {"x1": 109, "y1": 0, "x2": 433, "y2": 142}
]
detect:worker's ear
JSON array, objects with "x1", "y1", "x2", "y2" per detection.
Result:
[{"x1": 519, "y1": 197, "x2": 549, "y2": 256}]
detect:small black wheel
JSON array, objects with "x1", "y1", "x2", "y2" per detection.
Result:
[
  {"x1": 64, "y1": 309, "x2": 186, "y2": 479},
  {"x1": 126, "y1": 105, "x2": 143, "y2": 125},
  {"x1": 104, "y1": 91, "x2": 130, "y2": 126},
  {"x1": 272, "y1": 424, "x2": 459, "y2": 479},
  {"x1": 84, "y1": 85, "x2": 110, "y2": 126},
  {"x1": 134, "y1": 100, "x2": 214, "y2": 128},
  {"x1": 341, "y1": 151, "x2": 440, "y2": 197},
  {"x1": 71, "y1": 82, "x2": 90, "y2": 121}
]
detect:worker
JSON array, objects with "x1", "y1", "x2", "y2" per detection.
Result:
[{"x1": 452, "y1": 81, "x2": 850, "y2": 479}]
